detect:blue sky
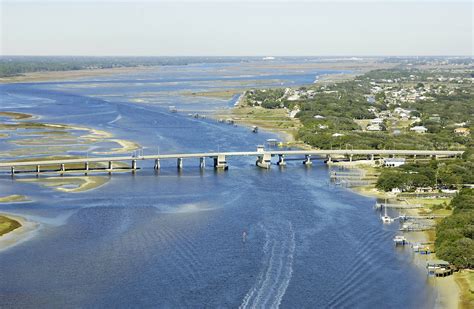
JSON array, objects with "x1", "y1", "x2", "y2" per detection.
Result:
[{"x1": 1, "y1": 1, "x2": 472, "y2": 56}]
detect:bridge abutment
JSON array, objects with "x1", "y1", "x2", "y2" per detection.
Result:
[
  {"x1": 256, "y1": 153, "x2": 271, "y2": 169},
  {"x1": 214, "y1": 155, "x2": 227, "y2": 170}
]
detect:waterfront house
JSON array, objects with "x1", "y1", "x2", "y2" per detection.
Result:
[{"x1": 383, "y1": 158, "x2": 406, "y2": 167}]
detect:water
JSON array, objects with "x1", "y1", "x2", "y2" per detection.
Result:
[{"x1": 0, "y1": 60, "x2": 435, "y2": 308}]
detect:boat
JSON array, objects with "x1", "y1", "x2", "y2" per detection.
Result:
[
  {"x1": 168, "y1": 106, "x2": 177, "y2": 113},
  {"x1": 381, "y1": 205, "x2": 393, "y2": 224},
  {"x1": 266, "y1": 138, "x2": 279, "y2": 146},
  {"x1": 252, "y1": 126, "x2": 258, "y2": 133}
]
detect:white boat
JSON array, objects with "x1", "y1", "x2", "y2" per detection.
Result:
[
  {"x1": 381, "y1": 206, "x2": 393, "y2": 224},
  {"x1": 252, "y1": 126, "x2": 258, "y2": 133}
]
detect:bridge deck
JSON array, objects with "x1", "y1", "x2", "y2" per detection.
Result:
[{"x1": 0, "y1": 149, "x2": 463, "y2": 168}]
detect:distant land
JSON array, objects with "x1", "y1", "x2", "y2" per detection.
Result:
[{"x1": 1, "y1": 56, "x2": 472, "y2": 79}]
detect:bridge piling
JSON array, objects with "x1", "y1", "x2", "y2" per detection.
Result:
[
  {"x1": 60, "y1": 164, "x2": 65, "y2": 175},
  {"x1": 214, "y1": 155, "x2": 228, "y2": 170},
  {"x1": 36, "y1": 165, "x2": 41, "y2": 174},
  {"x1": 132, "y1": 160, "x2": 137, "y2": 172},
  {"x1": 154, "y1": 159, "x2": 160, "y2": 170},
  {"x1": 277, "y1": 154, "x2": 286, "y2": 166},
  {"x1": 177, "y1": 158, "x2": 183, "y2": 169},
  {"x1": 303, "y1": 155, "x2": 312, "y2": 165},
  {"x1": 11, "y1": 166, "x2": 15, "y2": 176},
  {"x1": 256, "y1": 153, "x2": 271, "y2": 169},
  {"x1": 199, "y1": 157, "x2": 205, "y2": 169}
]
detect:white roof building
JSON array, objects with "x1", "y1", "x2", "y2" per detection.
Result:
[{"x1": 410, "y1": 126, "x2": 428, "y2": 134}]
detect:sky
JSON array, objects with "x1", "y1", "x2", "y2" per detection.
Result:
[{"x1": 1, "y1": 0, "x2": 472, "y2": 56}]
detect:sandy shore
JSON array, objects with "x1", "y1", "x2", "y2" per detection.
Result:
[
  {"x1": 333, "y1": 163, "x2": 462, "y2": 308},
  {"x1": 0, "y1": 195, "x2": 29, "y2": 203},
  {"x1": 0, "y1": 214, "x2": 40, "y2": 252}
]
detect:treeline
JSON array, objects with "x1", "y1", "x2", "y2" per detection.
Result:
[
  {"x1": 0, "y1": 56, "x2": 246, "y2": 77},
  {"x1": 435, "y1": 189, "x2": 474, "y2": 268},
  {"x1": 376, "y1": 148, "x2": 474, "y2": 192}
]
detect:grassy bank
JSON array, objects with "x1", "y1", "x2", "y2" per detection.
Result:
[
  {"x1": 0, "y1": 195, "x2": 28, "y2": 203},
  {"x1": 0, "y1": 215, "x2": 21, "y2": 236}
]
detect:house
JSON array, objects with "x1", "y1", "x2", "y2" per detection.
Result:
[
  {"x1": 371, "y1": 118, "x2": 384, "y2": 125},
  {"x1": 314, "y1": 115, "x2": 325, "y2": 119},
  {"x1": 367, "y1": 124, "x2": 381, "y2": 131},
  {"x1": 454, "y1": 127, "x2": 470, "y2": 136},
  {"x1": 410, "y1": 126, "x2": 428, "y2": 134},
  {"x1": 429, "y1": 114, "x2": 441, "y2": 122},
  {"x1": 332, "y1": 133, "x2": 344, "y2": 137},
  {"x1": 391, "y1": 187, "x2": 401, "y2": 194},
  {"x1": 383, "y1": 158, "x2": 406, "y2": 167},
  {"x1": 415, "y1": 187, "x2": 434, "y2": 193}
]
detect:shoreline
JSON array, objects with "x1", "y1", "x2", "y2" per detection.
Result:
[
  {"x1": 226, "y1": 98, "x2": 463, "y2": 308},
  {"x1": 0, "y1": 213, "x2": 40, "y2": 252},
  {"x1": 328, "y1": 161, "x2": 463, "y2": 309}
]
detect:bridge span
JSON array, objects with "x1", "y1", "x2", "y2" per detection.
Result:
[{"x1": 0, "y1": 147, "x2": 464, "y2": 175}]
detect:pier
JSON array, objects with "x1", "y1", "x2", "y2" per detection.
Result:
[{"x1": 0, "y1": 148, "x2": 463, "y2": 176}]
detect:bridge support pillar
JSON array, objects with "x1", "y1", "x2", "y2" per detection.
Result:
[
  {"x1": 11, "y1": 166, "x2": 15, "y2": 176},
  {"x1": 327, "y1": 155, "x2": 332, "y2": 163},
  {"x1": 177, "y1": 158, "x2": 183, "y2": 169},
  {"x1": 413, "y1": 154, "x2": 417, "y2": 163},
  {"x1": 200, "y1": 157, "x2": 206, "y2": 169},
  {"x1": 108, "y1": 161, "x2": 113, "y2": 170},
  {"x1": 214, "y1": 155, "x2": 228, "y2": 170},
  {"x1": 36, "y1": 165, "x2": 41, "y2": 174},
  {"x1": 154, "y1": 159, "x2": 160, "y2": 170},
  {"x1": 60, "y1": 164, "x2": 65, "y2": 175},
  {"x1": 370, "y1": 154, "x2": 374, "y2": 161},
  {"x1": 303, "y1": 155, "x2": 312, "y2": 166},
  {"x1": 277, "y1": 154, "x2": 286, "y2": 166},
  {"x1": 256, "y1": 153, "x2": 271, "y2": 169},
  {"x1": 131, "y1": 160, "x2": 137, "y2": 171},
  {"x1": 349, "y1": 154, "x2": 353, "y2": 162}
]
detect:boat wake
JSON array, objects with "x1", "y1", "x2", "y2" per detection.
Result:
[
  {"x1": 326, "y1": 227, "x2": 393, "y2": 307},
  {"x1": 107, "y1": 113, "x2": 122, "y2": 125},
  {"x1": 240, "y1": 219, "x2": 295, "y2": 309}
]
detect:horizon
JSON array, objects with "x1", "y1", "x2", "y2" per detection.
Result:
[{"x1": 2, "y1": 1, "x2": 472, "y2": 57}]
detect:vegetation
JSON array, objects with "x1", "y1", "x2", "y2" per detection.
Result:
[
  {"x1": 376, "y1": 149, "x2": 474, "y2": 192},
  {"x1": 246, "y1": 68, "x2": 473, "y2": 151},
  {"x1": 0, "y1": 56, "x2": 245, "y2": 77},
  {"x1": 0, "y1": 215, "x2": 21, "y2": 236},
  {"x1": 246, "y1": 66, "x2": 474, "y2": 270},
  {"x1": 435, "y1": 189, "x2": 474, "y2": 268}
]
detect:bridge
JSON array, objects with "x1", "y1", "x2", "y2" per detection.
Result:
[{"x1": 0, "y1": 146, "x2": 463, "y2": 175}]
